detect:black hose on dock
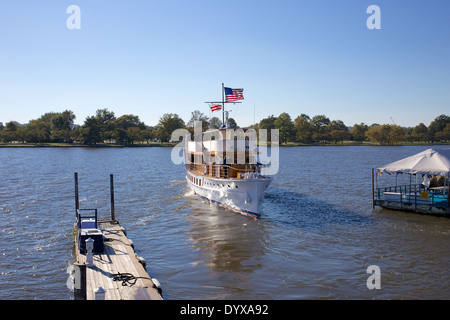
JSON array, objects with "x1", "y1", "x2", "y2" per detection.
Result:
[{"x1": 112, "y1": 272, "x2": 150, "y2": 287}]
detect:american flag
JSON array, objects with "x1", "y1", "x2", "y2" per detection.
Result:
[
  {"x1": 209, "y1": 104, "x2": 222, "y2": 112},
  {"x1": 224, "y1": 87, "x2": 244, "y2": 102}
]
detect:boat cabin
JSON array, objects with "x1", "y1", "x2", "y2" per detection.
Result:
[{"x1": 185, "y1": 127, "x2": 261, "y2": 180}]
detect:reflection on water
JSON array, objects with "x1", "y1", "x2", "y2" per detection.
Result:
[
  {"x1": 0, "y1": 146, "x2": 449, "y2": 299},
  {"x1": 186, "y1": 197, "x2": 268, "y2": 273},
  {"x1": 164, "y1": 194, "x2": 268, "y2": 299}
]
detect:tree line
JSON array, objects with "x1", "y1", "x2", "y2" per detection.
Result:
[
  {"x1": 253, "y1": 113, "x2": 450, "y2": 145},
  {"x1": 1, "y1": 108, "x2": 450, "y2": 145}
]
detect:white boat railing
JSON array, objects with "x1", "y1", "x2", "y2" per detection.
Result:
[{"x1": 186, "y1": 163, "x2": 262, "y2": 179}]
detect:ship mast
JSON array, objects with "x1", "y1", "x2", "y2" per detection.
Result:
[{"x1": 222, "y1": 82, "x2": 225, "y2": 125}]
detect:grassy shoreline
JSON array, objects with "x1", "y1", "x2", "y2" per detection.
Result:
[
  {"x1": 1, "y1": 141, "x2": 449, "y2": 148},
  {"x1": 0, "y1": 142, "x2": 178, "y2": 148}
]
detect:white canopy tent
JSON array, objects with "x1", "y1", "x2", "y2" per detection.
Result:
[
  {"x1": 377, "y1": 148, "x2": 450, "y2": 177},
  {"x1": 373, "y1": 148, "x2": 450, "y2": 214}
]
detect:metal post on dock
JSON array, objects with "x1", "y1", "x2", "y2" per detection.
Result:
[
  {"x1": 447, "y1": 173, "x2": 450, "y2": 213},
  {"x1": 371, "y1": 168, "x2": 375, "y2": 208},
  {"x1": 74, "y1": 172, "x2": 79, "y2": 217},
  {"x1": 110, "y1": 174, "x2": 115, "y2": 221}
]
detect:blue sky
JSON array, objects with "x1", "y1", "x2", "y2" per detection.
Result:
[{"x1": 1, "y1": 0, "x2": 449, "y2": 128}]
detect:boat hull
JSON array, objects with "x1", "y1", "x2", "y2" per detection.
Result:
[{"x1": 186, "y1": 171, "x2": 271, "y2": 218}]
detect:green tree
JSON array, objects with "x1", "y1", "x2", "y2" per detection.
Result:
[
  {"x1": 27, "y1": 118, "x2": 51, "y2": 143},
  {"x1": 113, "y1": 114, "x2": 145, "y2": 144},
  {"x1": 310, "y1": 115, "x2": 330, "y2": 142},
  {"x1": 155, "y1": 113, "x2": 185, "y2": 142},
  {"x1": 141, "y1": 126, "x2": 155, "y2": 143},
  {"x1": 259, "y1": 115, "x2": 277, "y2": 142},
  {"x1": 80, "y1": 116, "x2": 102, "y2": 145},
  {"x1": 15, "y1": 125, "x2": 28, "y2": 143},
  {"x1": 95, "y1": 109, "x2": 116, "y2": 141},
  {"x1": 366, "y1": 124, "x2": 405, "y2": 145},
  {"x1": 17, "y1": 110, "x2": 76, "y2": 143},
  {"x1": 328, "y1": 120, "x2": 347, "y2": 131},
  {"x1": 329, "y1": 129, "x2": 350, "y2": 144},
  {"x1": 50, "y1": 110, "x2": 76, "y2": 142},
  {"x1": 351, "y1": 123, "x2": 368, "y2": 142},
  {"x1": 71, "y1": 125, "x2": 83, "y2": 143},
  {"x1": 187, "y1": 110, "x2": 209, "y2": 132},
  {"x1": 2, "y1": 121, "x2": 19, "y2": 142},
  {"x1": 113, "y1": 114, "x2": 144, "y2": 130},
  {"x1": 259, "y1": 115, "x2": 276, "y2": 130},
  {"x1": 428, "y1": 114, "x2": 450, "y2": 142},
  {"x1": 327, "y1": 120, "x2": 350, "y2": 144},
  {"x1": 126, "y1": 127, "x2": 143, "y2": 144},
  {"x1": 389, "y1": 125, "x2": 405, "y2": 144},
  {"x1": 274, "y1": 112, "x2": 294, "y2": 144},
  {"x1": 435, "y1": 123, "x2": 450, "y2": 142},
  {"x1": 0, "y1": 123, "x2": 4, "y2": 142},
  {"x1": 411, "y1": 123, "x2": 428, "y2": 142},
  {"x1": 36, "y1": 112, "x2": 60, "y2": 142},
  {"x1": 294, "y1": 114, "x2": 312, "y2": 143},
  {"x1": 366, "y1": 124, "x2": 388, "y2": 144},
  {"x1": 208, "y1": 116, "x2": 222, "y2": 129}
]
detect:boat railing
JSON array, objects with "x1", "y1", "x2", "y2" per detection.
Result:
[
  {"x1": 375, "y1": 183, "x2": 449, "y2": 208},
  {"x1": 186, "y1": 163, "x2": 261, "y2": 179},
  {"x1": 377, "y1": 184, "x2": 425, "y2": 195}
]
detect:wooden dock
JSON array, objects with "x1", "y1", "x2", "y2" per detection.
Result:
[
  {"x1": 70, "y1": 173, "x2": 163, "y2": 300},
  {"x1": 74, "y1": 220, "x2": 162, "y2": 300}
]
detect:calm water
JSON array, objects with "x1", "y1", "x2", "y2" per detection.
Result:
[{"x1": 0, "y1": 145, "x2": 449, "y2": 300}]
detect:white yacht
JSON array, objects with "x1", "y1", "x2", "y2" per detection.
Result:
[{"x1": 184, "y1": 85, "x2": 272, "y2": 218}]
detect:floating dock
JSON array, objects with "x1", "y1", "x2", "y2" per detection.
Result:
[
  {"x1": 69, "y1": 173, "x2": 163, "y2": 300},
  {"x1": 372, "y1": 149, "x2": 450, "y2": 216}
]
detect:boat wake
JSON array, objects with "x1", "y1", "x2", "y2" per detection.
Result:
[
  {"x1": 170, "y1": 179, "x2": 186, "y2": 185},
  {"x1": 184, "y1": 189, "x2": 195, "y2": 198}
]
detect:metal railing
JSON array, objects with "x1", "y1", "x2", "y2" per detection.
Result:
[
  {"x1": 186, "y1": 163, "x2": 261, "y2": 179},
  {"x1": 375, "y1": 184, "x2": 448, "y2": 208}
]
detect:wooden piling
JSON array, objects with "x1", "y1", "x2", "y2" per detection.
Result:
[
  {"x1": 110, "y1": 174, "x2": 115, "y2": 221},
  {"x1": 74, "y1": 172, "x2": 79, "y2": 217}
]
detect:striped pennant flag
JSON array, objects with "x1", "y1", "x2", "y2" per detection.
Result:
[{"x1": 209, "y1": 104, "x2": 222, "y2": 112}]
